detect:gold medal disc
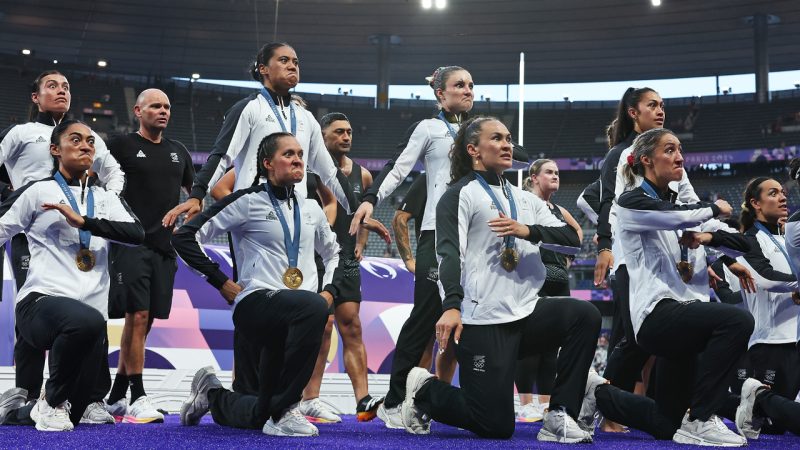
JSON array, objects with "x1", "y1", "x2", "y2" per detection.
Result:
[
  {"x1": 500, "y1": 248, "x2": 520, "y2": 272},
  {"x1": 283, "y1": 267, "x2": 303, "y2": 289},
  {"x1": 76, "y1": 248, "x2": 96, "y2": 272},
  {"x1": 676, "y1": 261, "x2": 694, "y2": 283}
]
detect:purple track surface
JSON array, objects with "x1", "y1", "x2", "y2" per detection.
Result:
[{"x1": 0, "y1": 414, "x2": 796, "y2": 448}]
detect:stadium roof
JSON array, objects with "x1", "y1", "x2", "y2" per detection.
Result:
[{"x1": 1, "y1": 0, "x2": 799, "y2": 86}]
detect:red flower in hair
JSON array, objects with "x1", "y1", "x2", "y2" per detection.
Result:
[{"x1": 627, "y1": 153, "x2": 635, "y2": 166}]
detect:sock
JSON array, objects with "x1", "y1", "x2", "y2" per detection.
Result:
[
  {"x1": 108, "y1": 373, "x2": 129, "y2": 404},
  {"x1": 128, "y1": 374, "x2": 146, "y2": 404}
]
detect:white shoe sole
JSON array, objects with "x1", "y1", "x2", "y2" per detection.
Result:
[
  {"x1": 79, "y1": 417, "x2": 115, "y2": 424},
  {"x1": 30, "y1": 403, "x2": 73, "y2": 432},
  {"x1": 262, "y1": 421, "x2": 319, "y2": 437},
  {"x1": 122, "y1": 415, "x2": 164, "y2": 424},
  {"x1": 673, "y1": 429, "x2": 746, "y2": 447},
  {"x1": 303, "y1": 414, "x2": 341, "y2": 424},
  {"x1": 735, "y1": 378, "x2": 763, "y2": 440},
  {"x1": 34, "y1": 423, "x2": 74, "y2": 432},
  {"x1": 401, "y1": 369, "x2": 432, "y2": 435},
  {"x1": 536, "y1": 428, "x2": 592, "y2": 443},
  {"x1": 377, "y1": 405, "x2": 404, "y2": 430},
  {"x1": 181, "y1": 367, "x2": 216, "y2": 426}
]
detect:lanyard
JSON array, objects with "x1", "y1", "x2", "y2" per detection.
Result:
[
  {"x1": 474, "y1": 172, "x2": 517, "y2": 250},
  {"x1": 436, "y1": 111, "x2": 458, "y2": 140},
  {"x1": 53, "y1": 172, "x2": 94, "y2": 249},
  {"x1": 754, "y1": 222, "x2": 798, "y2": 277},
  {"x1": 640, "y1": 180, "x2": 689, "y2": 261},
  {"x1": 266, "y1": 184, "x2": 301, "y2": 268},
  {"x1": 260, "y1": 87, "x2": 297, "y2": 135}
]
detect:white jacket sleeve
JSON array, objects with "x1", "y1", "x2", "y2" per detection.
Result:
[
  {"x1": 91, "y1": 133, "x2": 126, "y2": 195},
  {"x1": 312, "y1": 202, "x2": 341, "y2": 289},
  {"x1": 375, "y1": 122, "x2": 431, "y2": 205},
  {"x1": 0, "y1": 183, "x2": 38, "y2": 244}
]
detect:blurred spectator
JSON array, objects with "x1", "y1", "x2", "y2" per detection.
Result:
[{"x1": 593, "y1": 333, "x2": 610, "y2": 375}]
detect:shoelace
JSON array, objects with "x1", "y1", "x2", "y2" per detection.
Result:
[
  {"x1": 287, "y1": 407, "x2": 306, "y2": 423},
  {"x1": 52, "y1": 401, "x2": 71, "y2": 420},
  {"x1": 710, "y1": 415, "x2": 729, "y2": 432}
]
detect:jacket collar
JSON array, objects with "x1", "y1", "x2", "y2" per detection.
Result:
[
  {"x1": 35, "y1": 111, "x2": 63, "y2": 126},
  {"x1": 266, "y1": 180, "x2": 296, "y2": 201},
  {"x1": 756, "y1": 220, "x2": 781, "y2": 235},
  {"x1": 52, "y1": 170, "x2": 97, "y2": 187},
  {"x1": 263, "y1": 86, "x2": 292, "y2": 107},
  {"x1": 641, "y1": 177, "x2": 677, "y2": 202},
  {"x1": 474, "y1": 170, "x2": 504, "y2": 186}
]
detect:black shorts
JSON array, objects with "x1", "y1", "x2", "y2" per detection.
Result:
[
  {"x1": 109, "y1": 244, "x2": 177, "y2": 320},
  {"x1": 332, "y1": 256, "x2": 362, "y2": 307}
]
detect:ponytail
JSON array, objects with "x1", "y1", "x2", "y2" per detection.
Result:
[
  {"x1": 525, "y1": 158, "x2": 555, "y2": 192},
  {"x1": 739, "y1": 177, "x2": 771, "y2": 232},
  {"x1": 622, "y1": 128, "x2": 676, "y2": 188},
  {"x1": 449, "y1": 116, "x2": 493, "y2": 184},
  {"x1": 426, "y1": 66, "x2": 466, "y2": 107},
  {"x1": 606, "y1": 87, "x2": 657, "y2": 149},
  {"x1": 250, "y1": 42, "x2": 291, "y2": 82}
]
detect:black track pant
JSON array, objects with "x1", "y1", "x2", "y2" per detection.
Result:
[
  {"x1": 603, "y1": 265, "x2": 651, "y2": 392},
  {"x1": 10, "y1": 235, "x2": 46, "y2": 402},
  {"x1": 718, "y1": 343, "x2": 800, "y2": 436},
  {"x1": 384, "y1": 231, "x2": 441, "y2": 408},
  {"x1": 15, "y1": 293, "x2": 106, "y2": 425},
  {"x1": 595, "y1": 299, "x2": 754, "y2": 439},
  {"x1": 208, "y1": 289, "x2": 328, "y2": 428},
  {"x1": 514, "y1": 279, "x2": 568, "y2": 396},
  {"x1": 415, "y1": 297, "x2": 601, "y2": 439}
]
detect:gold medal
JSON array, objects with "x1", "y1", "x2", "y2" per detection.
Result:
[
  {"x1": 676, "y1": 261, "x2": 694, "y2": 283},
  {"x1": 283, "y1": 267, "x2": 303, "y2": 289},
  {"x1": 76, "y1": 248, "x2": 96, "y2": 272},
  {"x1": 500, "y1": 248, "x2": 520, "y2": 272}
]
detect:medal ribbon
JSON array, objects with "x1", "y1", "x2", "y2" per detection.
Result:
[
  {"x1": 639, "y1": 180, "x2": 689, "y2": 262},
  {"x1": 54, "y1": 172, "x2": 93, "y2": 250},
  {"x1": 755, "y1": 222, "x2": 798, "y2": 277},
  {"x1": 474, "y1": 172, "x2": 517, "y2": 250},
  {"x1": 437, "y1": 111, "x2": 458, "y2": 140},
  {"x1": 261, "y1": 87, "x2": 297, "y2": 135},
  {"x1": 266, "y1": 184, "x2": 301, "y2": 268}
]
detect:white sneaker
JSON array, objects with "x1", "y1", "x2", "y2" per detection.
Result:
[
  {"x1": 30, "y1": 398, "x2": 74, "y2": 432},
  {"x1": 673, "y1": 412, "x2": 747, "y2": 447},
  {"x1": 105, "y1": 398, "x2": 127, "y2": 423},
  {"x1": 577, "y1": 369, "x2": 607, "y2": 435},
  {"x1": 0, "y1": 387, "x2": 27, "y2": 424},
  {"x1": 736, "y1": 378, "x2": 767, "y2": 440},
  {"x1": 80, "y1": 401, "x2": 115, "y2": 424},
  {"x1": 377, "y1": 402, "x2": 404, "y2": 429},
  {"x1": 537, "y1": 407, "x2": 593, "y2": 443},
  {"x1": 401, "y1": 367, "x2": 435, "y2": 435},
  {"x1": 516, "y1": 402, "x2": 545, "y2": 423},
  {"x1": 123, "y1": 396, "x2": 164, "y2": 424},
  {"x1": 262, "y1": 405, "x2": 319, "y2": 437},
  {"x1": 297, "y1": 397, "x2": 341, "y2": 423},
  {"x1": 180, "y1": 366, "x2": 223, "y2": 426}
]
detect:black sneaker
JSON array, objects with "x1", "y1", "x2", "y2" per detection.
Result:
[{"x1": 356, "y1": 395, "x2": 384, "y2": 422}]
